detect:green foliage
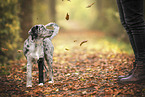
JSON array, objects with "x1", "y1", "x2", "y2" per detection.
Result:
[{"x1": 0, "y1": 0, "x2": 22, "y2": 65}]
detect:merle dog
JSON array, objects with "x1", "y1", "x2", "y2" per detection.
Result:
[{"x1": 23, "y1": 23, "x2": 59, "y2": 87}]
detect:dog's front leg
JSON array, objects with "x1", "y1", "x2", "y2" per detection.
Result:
[
  {"x1": 43, "y1": 38, "x2": 54, "y2": 83},
  {"x1": 26, "y1": 58, "x2": 33, "y2": 87},
  {"x1": 45, "y1": 54, "x2": 54, "y2": 83},
  {"x1": 44, "y1": 51, "x2": 54, "y2": 83}
]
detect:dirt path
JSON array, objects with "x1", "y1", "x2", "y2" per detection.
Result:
[{"x1": 1, "y1": 30, "x2": 145, "y2": 96}]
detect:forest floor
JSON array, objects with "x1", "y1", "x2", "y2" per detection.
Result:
[{"x1": 1, "y1": 30, "x2": 145, "y2": 97}]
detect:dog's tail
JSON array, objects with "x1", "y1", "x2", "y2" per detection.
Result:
[{"x1": 44, "y1": 23, "x2": 60, "y2": 40}]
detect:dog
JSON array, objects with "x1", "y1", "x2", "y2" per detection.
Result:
[{"x1": 23, "y1": 23, "x2": 59, "y2": 87}]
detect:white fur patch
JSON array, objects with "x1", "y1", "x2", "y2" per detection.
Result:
[
  {"x1": 26, "y1": 85, "x2": 32, "y2": 88},
  {"x1": 48, "y1": 81, "x2": 54, "y2": 84},
  {"x1": 38, "y1": 83, "x2": 44, "y2": 86}
]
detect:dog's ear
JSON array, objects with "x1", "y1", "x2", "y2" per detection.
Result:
[
  {"x1": 28, "y1": 25, "x2": 39, "y2": 35},
  {"x1": 32, "y1": 25, "x2": 38, "y2": 33},
  {"x1": 28, "y1": 25, "x2": 39, "y2": 40}
]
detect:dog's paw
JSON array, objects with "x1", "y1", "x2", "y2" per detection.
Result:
[
  {"x1": 26, "y1": 85, "x2": 32, "y2": 88},
  {"x1": 38, "y1": 83, "x2": 44, "y2": 86},
  {"x1": 48, "y1": 81, "x2": 54, "y2": 84}
]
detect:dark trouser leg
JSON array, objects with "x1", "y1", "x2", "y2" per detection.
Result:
[
  {"x1": 120, "y1": 0, "x2": 145, "y2": 62},
  {"x1": 116, "y1": 0, "x2": 137, "y2": 79},
  {"x1": 116, "y1": 0, "x2": 137, "y2": 57},
  {"x1": 38, "y1": 58, "x2": 44, "y2": 84},
  {"x1": 117, "y1": 0, "x2": 145, "y2": 83}
]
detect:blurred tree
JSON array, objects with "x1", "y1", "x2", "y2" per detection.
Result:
[
  {"x1": 93, "y1": 0, "x2": 128, "y2": 42},
  {"x1": 0, "y1": 0, "x2": 22, "y2": 65},
  {"x1": 49, "y1": 0, "x2": 56, "y2": 22},
  {"x1": 20, "y1": 0, "x2": 33, "y2": 40},
  {"x1": 33, "y1": 0, "x2": 56, "y2": 25}
]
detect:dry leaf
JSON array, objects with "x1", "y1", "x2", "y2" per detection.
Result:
[
  {"x1": 86, "y1": 2, "x2": 95, "y2": 8},
  {"x1": 1, "y1": 47, "x2": 8, "y2": 51},
  {"x1": 65, "y1": 48, "x2": 69, "y2": 51},
  {"x1": 17, "y1": 50, "x2": 23, "y2": 53},
  {"x1": 74, "y1": 40, "x2": 77, "y2": 42},
  {"x1": 80, "y1": 40, "x2": 88, "y2": 46},
  {"x1": 65, "y1": 13, "x2": 69, "y2": 20},
  {"x1": 62, "y1": 0, "x2": 70, "y2": 1}
]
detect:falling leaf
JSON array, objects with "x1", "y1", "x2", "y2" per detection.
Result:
[
  {"x1": 86, "y1": 2, "x2": 95, "y2": 8},
  {"x1": 1, "y1": 47, "x2": 8, "y2": 51},
  {"x1": 17, "y1": 50, "x2": 23, "y2": 53},
  {"x1": 65, "y1": 48, "x2": 69, "y2": 51},
  {"x1": 80, "y1": 40, "x2": 88, "y2": 46},
  {"x1": 74, "y1": 40, "x2": 77, "y2": 42},
  {"x1": 62, "y1": 0, "x2": 70, "y2": 1},
  {"x1": 65, "y1": 13, "x2": 69, "y2": 20}
]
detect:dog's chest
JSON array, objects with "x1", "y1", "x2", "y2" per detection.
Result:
[{"x1": 29, "y1": 39, "x2": 44, "y2": 59}]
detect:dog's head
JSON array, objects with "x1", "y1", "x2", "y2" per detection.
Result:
[
  {"x1": 28, "y1": 23, "x2": 59, "y2": 40},
  {"x1": 28, "y1": 24, "x2": 51, "y2": 40}
]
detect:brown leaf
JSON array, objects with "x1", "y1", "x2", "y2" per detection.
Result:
[
  {"x1": 80, "y1": 40, "x2": 88, "y2": 46},
  {"x1": 1, "y1": 47, "x2": 8, "y2": 51},
  {"x1": 65, "y1": 48, "x2": 69, "y2": 51},
  {"x1": 17, "y1": 50, "x2": 23, "y2": 53},
  {"x1": 62, "y1": 0, "x2": 71, "y2": 1},
  {"x1": 86, "y1": 2, "x2": 95, "y2": 8},
  {"x1": 74, "y1": 40, "x2": 77, "y2": 42},
  {"x1": 65, "y1": 13, "x2": 69, "y2": 20}
]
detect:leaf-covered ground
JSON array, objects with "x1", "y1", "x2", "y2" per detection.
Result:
[{"x1": 1, "y1": 31, "x2": 145, "y2": 97}]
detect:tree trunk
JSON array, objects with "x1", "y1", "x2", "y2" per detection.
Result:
[
  {"x1": 49, "y1": 0, "x2": 56, "y2": 22},
  {"x1": 20, "y1": 0, "x2": 33, "y2": 41},
  {"x1": 144, "y1": 1, "x2": 145, "y2": 19}
]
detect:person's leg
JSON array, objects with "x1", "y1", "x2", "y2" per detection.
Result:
[
  {"x1": 118, "y1": 0, "x2": 145, "y2": 83},
  {"x1": 116, "y1": 0, "x2": 137, "y2": 79}
]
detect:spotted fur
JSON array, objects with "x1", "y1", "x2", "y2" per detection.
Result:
[{"x1": 23, "y1": 23, "x2": 59, "y2": 87}]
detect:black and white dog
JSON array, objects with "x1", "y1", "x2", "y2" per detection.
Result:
[{"x1": 23, "y1": 23, "x2": 59, "y2": 87}]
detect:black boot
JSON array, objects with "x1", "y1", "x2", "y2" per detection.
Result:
[
  {"x1": 119, "y1": 61, "x2": 145, "y2": 83},
  {"x1": 118, "y1": 32, "x2": 137, "y2": 80},
  {"x1": 118, "y1": 61, "x2": 136, "y2": 80},
  {"x1": 119, "y1": 30, "x2": 145, "y2": 83}
]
